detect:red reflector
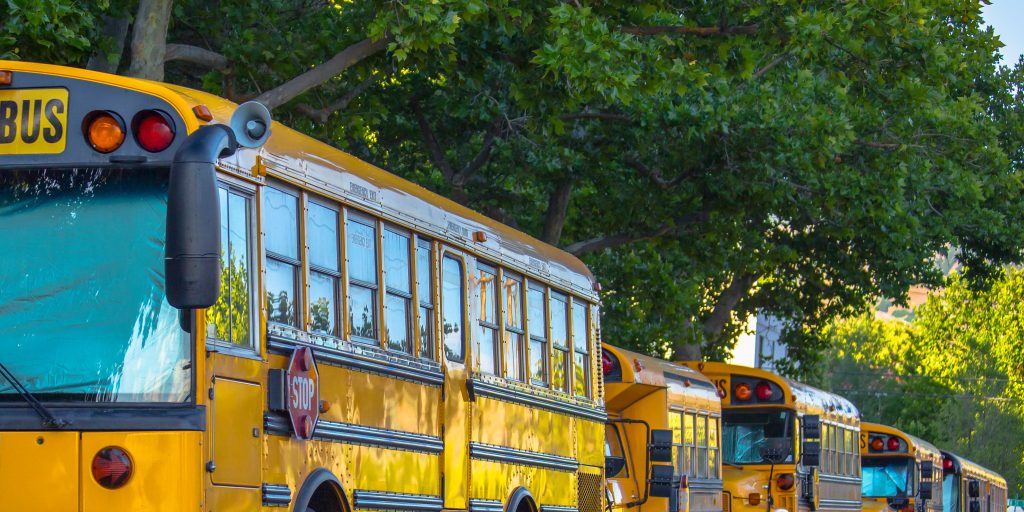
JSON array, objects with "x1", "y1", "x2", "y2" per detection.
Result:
[
  {"x1": 887, "y1": 437, "x2": 901, "y2": 451},
  {"x1": 91, "y1": 446, "x2": 133, "y2": 489},
  {"x1": 602, "y1": 352, "x2": 614, "y2": 375},
  {"x1": 943, "y1": 458, "x2": 954, "y2": 470},
  {"x1": 777, "y1": 473, "x2": 795, "y2": 490},
  {"x1": 134, "y1": 110, "x2": 175, "y2": 152},
  {"x1": 755, "y1": 381, "x2": 774, "y2": 401},
  {"x1": 192, "y1": 104, "x2": 213, "y2": 122}
]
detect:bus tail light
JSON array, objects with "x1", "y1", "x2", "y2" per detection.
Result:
[
  {"x1": 85, "y1": 112, "x2": 126, "y2": 153},
  {"x1": 91, "y1": 446, "x2": 133, "y2": 489},
  {"x1": 777, "y1": 473, "x2": 795, "y2": 490},
  {"x1": 734, "y1": 382, "x2": 752, "y2": 401},
  {"x1": 755, "y1": 381, "x2": 774, "y2": 401},
  {"x1": 602, "y1": 350, "x2": 616, "y2": 375},
  {"x1": 133, "y1": 110, "x2": 175, "y2": 152},
  {"x1": 887, "y1": 437, "x2": 900, "y2": 451},
  {"x1": 870, "y1": 436, "x2": 884, "y2": 452},
  {"x1": 748, "y1": 493, "x2": 761, "y2": 506},
  {"x1": 943, "y1": 457, "x2": 954, "y2": 471}
]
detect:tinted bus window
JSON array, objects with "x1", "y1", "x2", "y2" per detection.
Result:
[{"x1": 441, "y1": 255, "x2": 465, "y2": 362}]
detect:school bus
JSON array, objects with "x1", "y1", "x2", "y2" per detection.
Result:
[
  {"x1": 859, "y1": 422, "x2": 941, "y2": 512},
  {"x1": 682, "y1": 362, "x2": 861, "y2": 512},
  {"x1": 601, "y1": 345, "x2": 723, "y2": 512},
  {"x1": 0, "y1": 60, "x2": 607, "y2": 512},
  {"x1": 941, "y1": 451, "x2": 1007, "y2": 512}
]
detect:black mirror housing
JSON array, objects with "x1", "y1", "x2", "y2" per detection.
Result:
[
  {"x1": 801, "y1": 440, "x2": 821, "y2": 467},
  {"x1": 970, "y1": 501, "x2": 981, "y2": 512},
  {"x1": 165, "y1": 124, "x2": 237, "y2": 309},
  {"x1": 968, "y1": 481, "x2": 980, "y2": 498},
  {"x1": 802, "y1": 414, "x2": 821, "y2": 439},
  {"x1": 920, "y1": 482, "x2": 933, "y2": 501},
  {"x1": 605, "y1": 456, "x2": 626, "y2": 478},
  {"x1": 648, "y1": 464, "x2": 675, "y2": 498},
  {"x1": 649, "y1": 429, "x2": 673, "y2": 463}
]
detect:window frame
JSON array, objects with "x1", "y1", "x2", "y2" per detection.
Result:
[
  {"x1": 501, "y1": 269, "x2": 526, "y2": 382},
  {"x1": 476, "y1": 261, "x2": 501, "y2": 375},
  {"x1": 414, "y1": 235, "x2": 436, "y2": 360},
  {"x1": 345, "y1": 210, "x2": 380, "y2": 344},
  {"x1": 381, "y1": 223, "x2": 414, "y2": 353},
  {"x1": 305, "y1": 196, "x2": 343, "y2": 337},
  {"x1": 549, "y1": 290, "x2": 570, "y2": 393},
  {"x1": 526, "y1": 280, "x2": 550, "y2": 387},
  {"x1": 570, "y1": 297, "x2": 591, "y2": 398},
  {"x1": 263, "y1": 183, "x2": 303, "y2": 328},
  {"x1": 207, "y1": 177, "x2": 259, "y2": 356},
  {"x1": 440, "y1": 251, "x2": 467, "y2": 363}
]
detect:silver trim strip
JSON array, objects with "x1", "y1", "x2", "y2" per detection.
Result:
[
  {"x1": 469, "y1": 442, "x2": 578, "y2": 472},
  {"x1": 353, "y1": 490, "x2": 444, "y2": 512},
  {"x1": 469, "y1": 379, "x2": 606, "y2": 422},
  {"x1": 268, "y1": 336, "x2": 443, "y2": 387},
  {"x1": 265, "y1": 414, "x2": 443, "y2": 454},
  {"x1": 541, "y1": 506, "x2": 578, "y2": 512},
  {"x1": 262, "y1": 483, "x2": 292, "y2": 507}
]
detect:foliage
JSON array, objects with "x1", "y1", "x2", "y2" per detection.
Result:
[
  {"x1": 0, "y1": 0, "x2": 106, "y2": 63},
  {"x1": 9, "y1": 0, "x2": 1024, "y2": 367},
  {"x1": 813, "y1": 268, "x2": 1024, "y2": 496}
]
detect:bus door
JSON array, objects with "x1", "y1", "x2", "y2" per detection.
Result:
[
  {"x1": 440, "y1": 250, "x2": 471, "y2": 509},
  {"x1": 204, "y1": 181, "x2": 264, "y2": 509}
]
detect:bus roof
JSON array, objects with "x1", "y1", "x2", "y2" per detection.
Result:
[
  {"x1": 860, "y1": 422, "x2": 941, "y2": 460},
  {"x1": 685, "y1": 361, "x2": 860, "y2": 423},
  {"x1": 941, "y1": 451, "x2": 1007, "y2": 488},
  {"x1": 2, "y1": 60, "x2": 597, "y2": 299},
  {"x1": 603, "y1": 345, "x2": 720, "y2": 412}
]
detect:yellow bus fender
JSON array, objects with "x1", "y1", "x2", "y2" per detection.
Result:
[
  {"x1": 506, "y1": 487, "x2": 538, "y2": 512},
  {"x1": 294, "y1": 468, "x2": 349, "y2": 512}
]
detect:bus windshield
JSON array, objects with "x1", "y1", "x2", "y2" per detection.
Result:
[
  {"x1": 0, "y1": 168, "x2": 190, "y2": 403},
  {"x1": 943, "y1": 473, "x2": 960, "y2": 512},
  {"x1": 862, "y1": 458, "x2": 913, "y2": 497},
  {"x1": 722, "y1": 408, "x2": 794, "y2": 464}
]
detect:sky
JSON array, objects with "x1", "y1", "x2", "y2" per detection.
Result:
[
  {"x1": 982, "y1": 0, "x2": 1024, "y2": 66},
  {"x1": 728, "y1": 2, "x2": 1023, "y2": 368}
]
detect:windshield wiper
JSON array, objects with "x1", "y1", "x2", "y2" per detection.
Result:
[{"x1": 0, "y1": 360, "x2": 69, "y2": 428}]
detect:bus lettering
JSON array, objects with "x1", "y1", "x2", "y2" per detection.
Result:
[
  {"x1": 20, "y1": 99, "x2": 42, "y2": 143},
  {"x1": 715, "y1": 378, "x2": 728, "y2": 399},
  {"x1": 0, "y1": 100, "x2": 15, "y2": 143},
  {"x1": 291, "y1": 375, "x2": 314, "y2": 410},
  {"x1": 43, "y1": 99, "x2": 64, "y2": 143}
]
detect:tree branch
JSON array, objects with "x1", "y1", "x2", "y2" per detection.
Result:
[
  {"x1": 415, "y1": 109, "x2": 457, "y2": 181},
  {"x1": 164, "y1": 43, "x2": 229, "y2": 71},
  {"x1": 542, "y1": 179, "x2": 575, "y2": 245},
  {"x1": 624, "y1": 156, "x2": 685, "y2": 190},
  {"x1": 564, "y1": 225, "x2": 674, "y2": 255},
  {"x1": 620, "y1": 24, "x2": 758, "y2": 37},
  {"x1": 296, "y1": 71, "x2": 387, "y2": 122},
  {"x1": 255, "y1": 35, "x2": 392, "y2": 109},
  {"x1": 853, "y1": 139, "x2": 903, "y2": 150},
  {"x1": 560, "y1": 112, "x2": 632, "y2": 122},
  {"x1": 87, "y1": 15, "x2": 130, "y2": 73},
  {"x1": 127, "y1": 0, "x2": 173, "y2": 80},
  {"x1": 752, "y1": 52, "x2": 789, "y2": 80},
  {"x1": 453, "y1": 118, "x2": 504, "y2": 186},
  {"x1": 702, "y1": 272, "x2": 758, "y2": 337}
]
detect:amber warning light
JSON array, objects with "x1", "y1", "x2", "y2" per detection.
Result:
[{"x1": 85, "y1": 112, "x2": 125, "y2": 153}]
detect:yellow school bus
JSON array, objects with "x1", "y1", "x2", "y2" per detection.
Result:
[
  {"x1": 0, "y1": 60, "x2": 606, "y2": 512},
  {"x1": 859, "y1": 422, "x2": 941, "y2": 512},
  {"x1": 941, "y1": 451, "x2": 1007, "y2": 512},
  {"x1": 683, "y1": 362, "x2": 861, "y2": 512},
  {"x1": 601, "y1": 345, "x2": 723, "y2": 512}
]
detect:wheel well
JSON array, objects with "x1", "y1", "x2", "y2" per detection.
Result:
[
  {"x1": 507, "y1": 487, "x2": 538, "y2": 512},
  {"x1": 295, "y1": 468, "x2": 348, "y2": 512}
]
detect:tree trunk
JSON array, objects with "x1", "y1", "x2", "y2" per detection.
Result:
[
  {"x1": 670, "y1": 320, "x2": 703, "y2": 361},
  {"x1": 86, "y1": 15, "x2": 130, "y2": 73},
  {"x1": 541, "y1": 179, "x2": 574, "y2": 244},
  {"x1": 127, "y1": 0, "x2": 173, "y2": 80}
]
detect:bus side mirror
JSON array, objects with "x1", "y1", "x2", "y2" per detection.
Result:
[
  {"x1": 920, "y1": 482, "x2": 933, "y2": 501},
  {"x1": 802, "y1": 414, "x2": 821, "y2": 439},
  {"x1": 649, "y1": 464, "x2": 674, "y2": 498},
  {"x1": 605, "y1": 456, "x2": 626, "y2": 478},
  {"x1": 801, "y1": 440, "x2": 821, "y2": 467},
  {"x1": 649, "y1": 429, "x2": 673, "y2": 463},
  {"x1": 166, "y1": 124, "x2": 237, "y2": 309},
  {"x1": 968, "y1": 481, "x2": 980, "y2": 498}
]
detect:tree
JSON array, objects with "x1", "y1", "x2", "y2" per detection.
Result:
[{"x1": 7, "y1": 1, "x2": 1024, "y2": 365}]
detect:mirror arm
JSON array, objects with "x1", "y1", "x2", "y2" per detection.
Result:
[{"x1": 607, "y1": 418, "x2": 654, "y2": 508}]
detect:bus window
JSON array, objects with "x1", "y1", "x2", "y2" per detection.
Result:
[
  {"x1": 550, "y1": 292, "x2": 569, "y2": 392},
  {"x1": 441, "y1": 255, "x2": 465, "y2": 362},
  {"x1": 347, "y1": 215, "x2": 378, "y2": 342},
  {"x1": 527, "y1": 283, "x2": 549, "y2": 386},
  {"x1": 208, "y1": 185, "x2": 253, "y2": 348},
  {"x1": 383, "y1": 228, "x2": 412, "y2": 353},
  {"x1": 670, "y1": 411, "x2": 683, "y2": 474},
  {"x1": 503, "y1": 273, "x2": 525, "y2": 381},
  {"x1": 721, "y1": 409, "x2": 794, "y2": 464},
  {"x1": 605, "y1": 424, "x2": 629, "y2": 478},
  {"x1": 477, "y1": 263, "x2": 499, "y2": 374},
  {"x1": 307, "y1": 201, "x2": 340, "y2": 336},
  {"x1": 684, "y1": 413, "x2": 695, "y2": 475},
  {"x1": 264, "y1": 186, "x2": 300, "y2": 327},
  {"x1": 863, "y1": 458, "x2": 911, "y2": 497},
  {"x1": 415, "y1": 238, "x2": 435, "y2": 359},
  {"x1": 571, "y1": 300, "x2": 590, "y2": 397},
  {"x1": 709, "y1": 416, "x2": 720, "y2": 478},
  {"x1": 697, "y1": 415, "x2": 708, "y2": 478}
]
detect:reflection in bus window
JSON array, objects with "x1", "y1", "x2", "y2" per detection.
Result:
[
  {"x1": 697, "y1": 415, "x2": 708, "y2": 478},
  {"x1": 307, "y1": 202, "x2": 339, "y2": 335},
  {"x1": 708, "y1": 416, "x2": 720, "y2": 478},
  {"x1": 503, "y1": 274, "x2": 525, "y2": 381},
  {"x1": 550, "y1": 292, "x2": 569, "y2": 392},
  {"x1": 441, "y1": 255, "x2": 465, "y2": 362},
  {"x1": 527, "y1": 284, "x2": 548, "y2": 386},
  {"x1": 416, "y1": 239, "x2": 435, "y2": 359},
  {"x1": 264, "y1": 186, "x2": 300, "y2": 326},
  {"x1": 571, "y1": 301, "x2": 590, "y2": 397},
  {"x1": 347, "y1": 217, "x2": 377, "y2": 342},
  {"x1": 722, "y1": 409, "x2": 794, "y2": 464},
  {"x1": 943, "y1": 472, "x2": 960, "y2": 512},
  {"x1": 383, "y1": 228, "x2": 412, "y2": 352},
  {"x1": 477, "y1": 264, "x2": 499, "y2": 375},
  {"x1": 862, "y1": 458, "x2": 912, "y2": 497},
  {"x1": 208, "y1": 186, "x2": 252, "y2": 347}
]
